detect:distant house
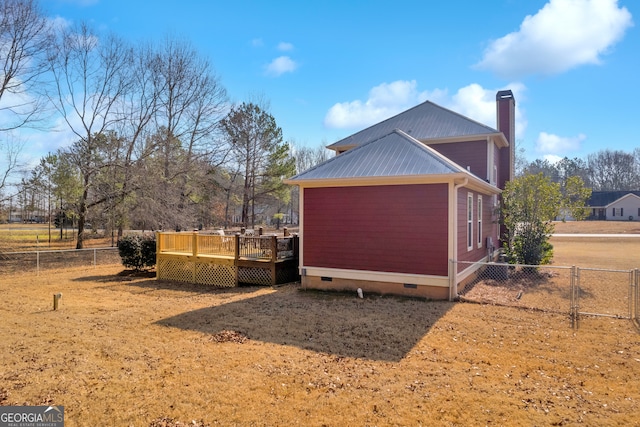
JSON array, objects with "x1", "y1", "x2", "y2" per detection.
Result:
[
  {"x1": 285, "y1": 90, "x2": 516, "y2": 300},
  {"x1": 588, "y1": 191, "x2": 640, "y2": 221}
]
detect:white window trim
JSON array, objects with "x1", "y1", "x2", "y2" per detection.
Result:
[
  {"x1": 467, "y1": 193, "x2": 473, "y2": 251},
  {"x1": 477, "y1": 196, "x2": 483, "y2": 248}
]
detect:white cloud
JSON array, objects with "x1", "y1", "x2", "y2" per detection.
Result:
[
  {"x1": 536, "y1": 132, "x2": 586, "y2": 154},
  {"x1": 324, "y1": 80, "x2": 435, "y2": 129},
  {"x1": 251, "y1": 38, "x2": 264, "y2": 48},
  {"x1": 324, "y1": 80, "x2": 527, "y2": 139},
  {"x1": 277, "y1": 42, "x2": 294, "y2": 51},
  {"x1": 264, "y1": 56, "x2": 298, "y2": 77},
  {"x1": 476, "y1": 0, "x2": 633, "y2": 79},
  {"x1": 543, "y1": 154, "x2": 563, "y2": 164}
]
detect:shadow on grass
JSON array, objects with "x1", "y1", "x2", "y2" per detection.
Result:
[
  {"x1": 87, "y1": 275, "x2": 269, "y2": 298},
  {"x1": 155, "y1": 285, "x2": 454, "y2": 362},
  {"x1": 72, "y1": 269, "x2": 156, "y2": 282}
]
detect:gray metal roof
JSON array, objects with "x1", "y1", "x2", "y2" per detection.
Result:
[
  {"x1": 289, "y1": 129, "x2": 466, "y2": 181},
  {"x1": 588, "y1": 191, "x2": 640, "y2": 207},
  {"x1": 327, "y1": 100, "x2": 500, "y2": 150}
]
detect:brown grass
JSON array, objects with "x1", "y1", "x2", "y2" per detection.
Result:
[
  {"x1": 0, "y1": 224, "x2": 113, "y2": 251},
  {"x1": 553, "y1": 220, "x2": 640, "y2": 234},
  {"x1": 1, "y1": 227, "x2": 640, "y2": 426}
]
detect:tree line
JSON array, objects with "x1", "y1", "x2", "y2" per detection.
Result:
[
  {"x1": 1, "y1": 0, "x2": 332, "y2": 248},
  {"x1": 519, "y1": 148, "x2": 640, "y2": 192}
]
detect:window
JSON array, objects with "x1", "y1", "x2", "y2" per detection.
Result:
[
  {"x1": 621, "y1": 208, "x2": 624, "y2": 217},
  {"x1": 477, "y1": 196, "x2": 483, "y2": 248},
  {"x1": 467, "y1": 193, "x2": 473, "y2": 251}
]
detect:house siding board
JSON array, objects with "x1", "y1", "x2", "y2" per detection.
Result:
[
  {"x1": 429, "y1": 140, "x2": 487, "y2": 180},
  {"x1": 456, "y1": 190, "x2": 494, "y2": 268},
  {"x1": 304, "y1": 184, "x2": 449, "y2": 276}
]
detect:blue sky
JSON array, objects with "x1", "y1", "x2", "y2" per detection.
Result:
[{"x1": 21, "y1": 0, "x2": 640, "y2": 164}]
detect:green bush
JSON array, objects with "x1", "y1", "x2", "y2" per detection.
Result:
[{"x1": 118, "y1": 235, "x2": 156, "y2": 271}]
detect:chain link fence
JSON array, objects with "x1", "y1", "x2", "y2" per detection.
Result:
[
  {"x1": 0, "y1": 247, "x2": 122, "y2": 275},
  {"x1": 455, "y1": 260, "x2": 640, "y2": 330}
]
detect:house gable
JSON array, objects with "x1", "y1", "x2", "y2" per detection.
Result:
[{"x1": 606, "y1": 193, "x2": 640, "y2": 220}]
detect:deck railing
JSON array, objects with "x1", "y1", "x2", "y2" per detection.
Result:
[{"x1": 156, "y1": 232, "x2": 298, "y2": 261}]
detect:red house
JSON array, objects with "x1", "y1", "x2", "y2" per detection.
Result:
[{"x1": 286, "y1": 90, "x2": 515, "y2": 300}]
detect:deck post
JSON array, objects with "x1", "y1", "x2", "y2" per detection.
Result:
[
  {"x1": 192, "y1": 232, "x2": 198, "y2": 257},
  {"x1": 271, "y1": 235, "x2": 278, "y2": 286},
  {"x1": 234, "y1": 233, "x2": 241, "y2": 286},
  {"x1": 192, "y1": 232, "x2": 198, "y2": 282},
  {"x1": 156, "y1": 231, "x2": 161, "y2": 264},
  {"x1": 293, "y1": 234, "x2": 299, "y2": 258}
]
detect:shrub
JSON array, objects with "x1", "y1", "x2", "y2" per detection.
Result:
[{"x1": 118, "y1": 235, "x2": 156, "y2": 271}]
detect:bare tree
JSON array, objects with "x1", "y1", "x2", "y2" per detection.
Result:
[
  {"x1": 0, "y1": 0, "x2": 51, "y2": 131},
  {"x1": 292, "y1": 141, "x2": 330, "y2": 174},
  {"x1": 0, "y1": 0, "x2": 51, "y2": 192},
  {"x1": 151, "y1": 35, "x2": 228, "y2": 229},
  {"x1": 105, "y1": 43, "x2": 163, "y2": 238},
  {"x1": 587, "y1": 149, "x2": 638, "y2": 191},
  {"x1": 48, "y1": 23, "x2": 132, "y2": 248}
]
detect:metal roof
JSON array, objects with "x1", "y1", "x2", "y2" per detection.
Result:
[
  {"x1": 327, "y1": 100, "x2": 500, "y2": 150},
  {"x1": 588, "y1": 191, "x2": 640, "y2": 207},
  {"x1": 289, "y1": 129, "x2": 467, "y2": 181}
]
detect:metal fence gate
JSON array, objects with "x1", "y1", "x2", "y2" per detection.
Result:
[{"x1": 456, "y1": 261, "x2": 640, "y2": 330}]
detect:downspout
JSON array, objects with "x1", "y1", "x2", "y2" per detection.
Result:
[{"x1": 450, "y1": 178, "x2": 468, "y2": 301}]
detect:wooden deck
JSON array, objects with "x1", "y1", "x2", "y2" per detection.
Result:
[{"x1": 156, "y1": 232, "x2": 299, "y2": 287}]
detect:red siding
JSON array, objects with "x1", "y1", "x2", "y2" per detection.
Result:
[
  {"x1": 304, "y1": 184, "x2": 449, "y2": 276},
  {"x1": 429, "y1": 141, "x2": 487, "y2": 180},
  {"x1": 457, "y1": 190, "x2": 498, "y2": 264}
]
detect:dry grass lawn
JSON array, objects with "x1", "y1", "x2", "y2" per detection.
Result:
[{"x1": 1, "y1": 222, "x2": 640, "y2": 426}]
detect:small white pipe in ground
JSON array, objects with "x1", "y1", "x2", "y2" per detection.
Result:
[{"x1": 357, "y1": 288, "x2": 363, "y2": 298}]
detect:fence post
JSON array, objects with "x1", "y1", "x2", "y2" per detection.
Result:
[
  {"x1": 570, "y1": 266, "x2": 577, "y2": 329},
  {"x1": 93, "y1": 248, "x2": 97, "y2": 268},
  {"x1": 571, "y1": 265, "x2": 580, "y2": 329},
  {"x1": 629, "y1": 268, "x2": 640, "y2": 328}
]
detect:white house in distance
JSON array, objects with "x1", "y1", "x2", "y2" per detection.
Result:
[{"x1": 588, "y1": 191, "x2": 640, "y2": 221}]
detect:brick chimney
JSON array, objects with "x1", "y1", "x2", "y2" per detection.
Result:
[{"x1": 496, "y1": 90, "x2": 515, "y2": 190}]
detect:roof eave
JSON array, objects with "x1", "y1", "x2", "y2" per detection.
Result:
[
  {"x1": 286, "y1": 172, "x2": 501, "y2": 194},
  {"x1": 421, "y1": 132, "x2": 508, "y2": 148}
]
